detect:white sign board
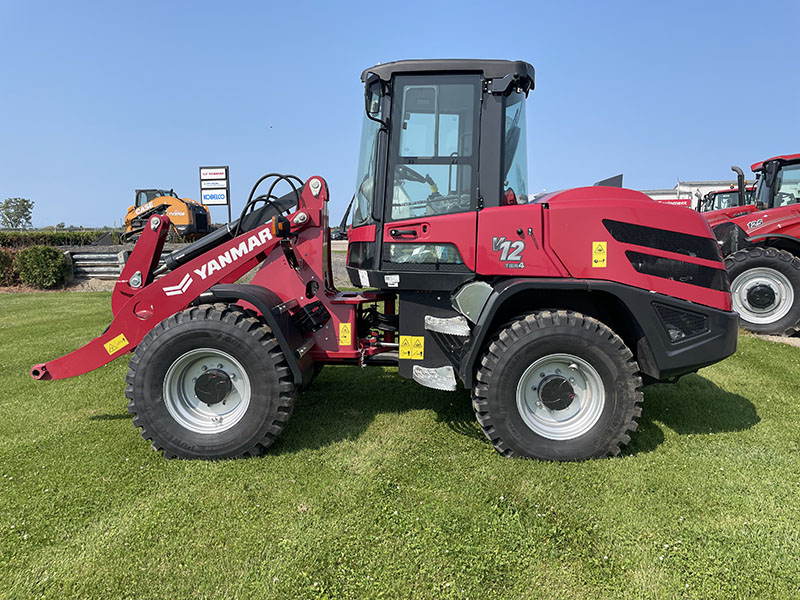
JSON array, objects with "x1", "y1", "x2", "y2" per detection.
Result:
[
  {"x1": 199, "y1": 165, "x2": 230, "y2": 209},
  {"x1": 201, "y1": 179, "x2": 228, "y2": 189},
  {"x1": 200, "y1": 167, "x2": 227, "y2": 179},
  {"x1": 201, "y1": 189, "x2": 228, "y2": 205}
]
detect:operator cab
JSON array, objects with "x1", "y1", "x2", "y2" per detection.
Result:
[
  {"x1": 752, "y1": 157, "x2": 800, "y2": 210},
  {"x1": 346, "y1": 59, "x2": 534, "y2": 290},
  {"x1": 135, "y1": 188, "x2": 179, "y2": 208},
  {"x1": 702, "y1": 188, "x2": 755, "y2": 212}
]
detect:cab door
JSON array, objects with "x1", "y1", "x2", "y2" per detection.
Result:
[{"x1": 380, "y1": 75, "x2": 480, "y2": 288}]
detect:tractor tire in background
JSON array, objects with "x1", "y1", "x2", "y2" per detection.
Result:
[
  {"x1": 472, "y1": 310, "x2": 642, "y2": 461},
  {"x1": 726, "y1": 247, "x2": 800, "y2": 336},
  {"x1": 126, "y1": 303, "x2": 297, "y2": 459}
]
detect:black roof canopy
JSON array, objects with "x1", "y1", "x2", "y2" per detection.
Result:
[{"x1": 361, "y1": 59, "x2": 535, "y2": 93}]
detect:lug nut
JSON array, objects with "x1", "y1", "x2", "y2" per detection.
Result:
[
  {"x1": 201, "y1": 366, "x2": 207, "y2": 371},
  {"x1": 555, "y1": 369, "x2": 561, "y2": 374},
  {"x1": 569, "y1": 363, "x2": 578, "y2": 371},
  {"x1": 217, "y1": 364, "x2": 223, "y2": 369}
]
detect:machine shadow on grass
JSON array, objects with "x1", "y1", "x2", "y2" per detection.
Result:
[
  {"x1": 84, "y1": 369, "x2": 758, "y2": 458},
  {"x1": 275, "y1": 367, "x2": 760, "y2": 458},
  {"x1": 272, "y1": 366, "x2": 481, "y2": 455},
  {"x1": 624, "y1": 373, "x2": 760, "y2": 456}
]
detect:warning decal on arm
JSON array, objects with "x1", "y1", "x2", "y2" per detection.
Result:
[{"x1": 338, "y1": 323, "x2": 352, "y2": 346}]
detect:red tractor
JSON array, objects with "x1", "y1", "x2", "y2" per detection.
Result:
[
  {"x1": 704, "y1": 155, "x2": 800, "y2": 334},
  {"x1": 31, "y1": 60, "x2": 738, "y2": 461},
  {"x1": 700, "y1": 185, "x2": 755, "y2": 213}
]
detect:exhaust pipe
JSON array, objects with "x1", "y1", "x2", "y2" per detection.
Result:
[{"x1": 731, "y1": 166, "x2": 745, "y2": 207}]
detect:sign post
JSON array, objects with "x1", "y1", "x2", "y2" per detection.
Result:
[{"x1": 199, "y1": 166, "x2": 231, "y2": 223}]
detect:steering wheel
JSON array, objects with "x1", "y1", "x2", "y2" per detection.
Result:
[{"x1": 396, "y1": 165, "x2": 427, "y2": 184}]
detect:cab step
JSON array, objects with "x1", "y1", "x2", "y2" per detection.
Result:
[{"x1": 412, "y1": 365, "x2": 457, "y2": 391}]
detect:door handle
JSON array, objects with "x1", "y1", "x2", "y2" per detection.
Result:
[{"x1": 390, "y1": 229, "x2": 418, "y2": 238}]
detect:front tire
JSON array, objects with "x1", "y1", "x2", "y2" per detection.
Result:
[
  {"x1": 726, "y1": 247, "x2": 800, "y2": 335},
  {"x1": 473, "y1": 310, "x2": 642, "y2": 461},
  {"x1": 126, "y1": 303, "x2": 297, "y2": 459}
]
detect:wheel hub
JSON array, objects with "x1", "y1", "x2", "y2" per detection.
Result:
[
  {"x1": 746, "y1": 283, "x2": 776, "y2": 310},
  {"x1": 194, "y1": 369, "x2": 232, "y2": 406},
  {"x1": 538, "y1": 375, "x2": 575, "y2": 411},
  {"x1": 515, "y1": 353, "x2": 605, "y2": 441},
  {"x1": 163, "y1": 348, "x2": 251, "y2": 434},
  {"x1": 731, "y1": 266, "x2": 795, "y2": 325}
]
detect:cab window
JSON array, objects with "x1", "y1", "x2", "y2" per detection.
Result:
[
  {"x1": 388, "y1": 75, "x2": 479, "y2": 221},
  {"x1": 502, "y1": 92, "x2": 528, "y2": 205}
]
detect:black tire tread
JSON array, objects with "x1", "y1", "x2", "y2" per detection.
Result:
[
  {"x1": 725, "y1": 246, "x2": 800, "y2": 336},
  {"x1": 472, "y1": 310, "x2": 643, "y2": 460},
  {"x1": 125, "y1": 302, "x2": 296, "y2": 458}
]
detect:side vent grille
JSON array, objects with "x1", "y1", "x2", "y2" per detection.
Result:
[
  {"x1": 604, "y1": 219, "x2": 722, "y2": 261},
  {"x1": 653, "y1": 302, "x2": 709, "y2": 343},
  {"x1": 626, "y1": 251, "x2": 730, "y2": 292}
]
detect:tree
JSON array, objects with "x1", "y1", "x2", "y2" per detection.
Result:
[{"x1": 0, "y1": 198, "x2": 34, "y2": 229}]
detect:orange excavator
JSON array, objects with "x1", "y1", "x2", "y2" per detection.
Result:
[{"x1": 124, "y1": 189, "x2": 211, "y2": 241}]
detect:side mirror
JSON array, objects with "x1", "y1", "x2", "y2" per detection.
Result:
[{"x1": 765, "y1": 161, "x2": 779, "y2": 189}]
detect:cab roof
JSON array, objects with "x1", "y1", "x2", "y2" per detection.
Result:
[
  {"x1": 751, "y1": 153, "x2": 800, "y2": 172},
  {"x1": 361, "y1": 59, "x2": 535, "y2": 92}
]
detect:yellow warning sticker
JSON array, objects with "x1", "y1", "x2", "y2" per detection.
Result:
[
  {"x1": 338, "y1": 322, "x2": 352, "y2": 346},
  {"x1": 103, "y1": 333, "x2": 129, "y2": 356},
  {"x1": 399, "y1": 335, "x2": 424, "y2": 360},
  {"x1": 592, "y1": 241, "x2": 607, "y2": 268}
]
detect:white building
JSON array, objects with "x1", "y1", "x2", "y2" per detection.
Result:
[{"x1": 640, "y1": 180, "x2": 739, "y2": 209}]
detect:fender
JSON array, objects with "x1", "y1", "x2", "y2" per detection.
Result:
[
  {"x1": 197, "y1": 284, "x2": 313, "y2": 386},
  {"x1": 746, "y1": 232, "x2": 800, "y2": 246},
  {"x1": 458, "y1": 278, "x2": 738, "y2": 385}
]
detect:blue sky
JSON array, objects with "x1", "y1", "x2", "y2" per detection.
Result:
[{"x1": 1, "y1": 0, "x2": 798, "y2": 227}]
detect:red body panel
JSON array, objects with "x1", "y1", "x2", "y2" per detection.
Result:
[
  {"x1": 382, "y1": 212, "x2": 477, "y2": 270},
  {"x1": 545, "y1": 187, "x2": 731, "y2": 311},
  {"x1": 703, "y1": 204, "x2": 758, "y2": 227},
  {"x1": 724, "y1": 204, "x2": 800, "y2": 240},
  {"x1": 476, "y1": 204, "x2": 566, "y2": 276}
]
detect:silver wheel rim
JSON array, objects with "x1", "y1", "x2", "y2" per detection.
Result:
[
  {"x1": 163, "y1": 348, "x2": 251, "y2": 434},
  {"x1": 516, "y1": 353, "x2": 605, "y2": 441},
  {"x1": 731, "y1": 267, "x2": 794, "y2": 325}
]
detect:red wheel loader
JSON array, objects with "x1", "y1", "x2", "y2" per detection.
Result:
[
  {"x1": 704, "y1": 155, "x2": 800, "y2": 334},
  {"x1": 31, "y1": 60, "x2": 738, "y2": 461}
]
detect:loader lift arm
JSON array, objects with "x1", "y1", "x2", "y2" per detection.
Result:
[{"x1": 30, "y1": 179, "x2": 320, "y2": 381}]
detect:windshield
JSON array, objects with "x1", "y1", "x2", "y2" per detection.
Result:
[
  {"x1": 503, "y1": 92, "x2": 529, "y2": 204},
  {"x1": 773, "y1": 164, "x2": 800, "y2": 207},
  {"x1": 707, "y1": 191, "x2": 740, "y2": 211},
  {"x1": 755, "y1": 163, "x2": 800, "y2": 208},
  {"x1": 352, "y1": 85, "x2": 382, "y2": 228}
]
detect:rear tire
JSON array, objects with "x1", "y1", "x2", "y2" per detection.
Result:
[
  {"x1": 726, "y1": 247, "x2": 800, "y2": 335},
  {"x1": 126, "y1": 303, "x2": 297, "y2": 459},
  {"x1": 473, "y1": 310, "x2": 642, "y2": 461}
]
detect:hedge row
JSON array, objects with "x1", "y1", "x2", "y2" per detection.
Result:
[
  {"x1": 0, "y1": 230, "x2": 123, "y2": 248},
  {"x1": 0, "y1": 247, "x2": 71, "y2": 288}
]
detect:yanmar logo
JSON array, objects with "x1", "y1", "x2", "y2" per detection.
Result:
[
  {"x1": 162, "y1": 227, "x2": 274, "y2": 296},
  {"x1": 163, "y1": 273, "x2": 193, "y2": 296}
]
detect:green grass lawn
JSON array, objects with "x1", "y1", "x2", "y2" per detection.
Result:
[{"x1": 1, "y1": 293, "x2": 799, "y2": 599}]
